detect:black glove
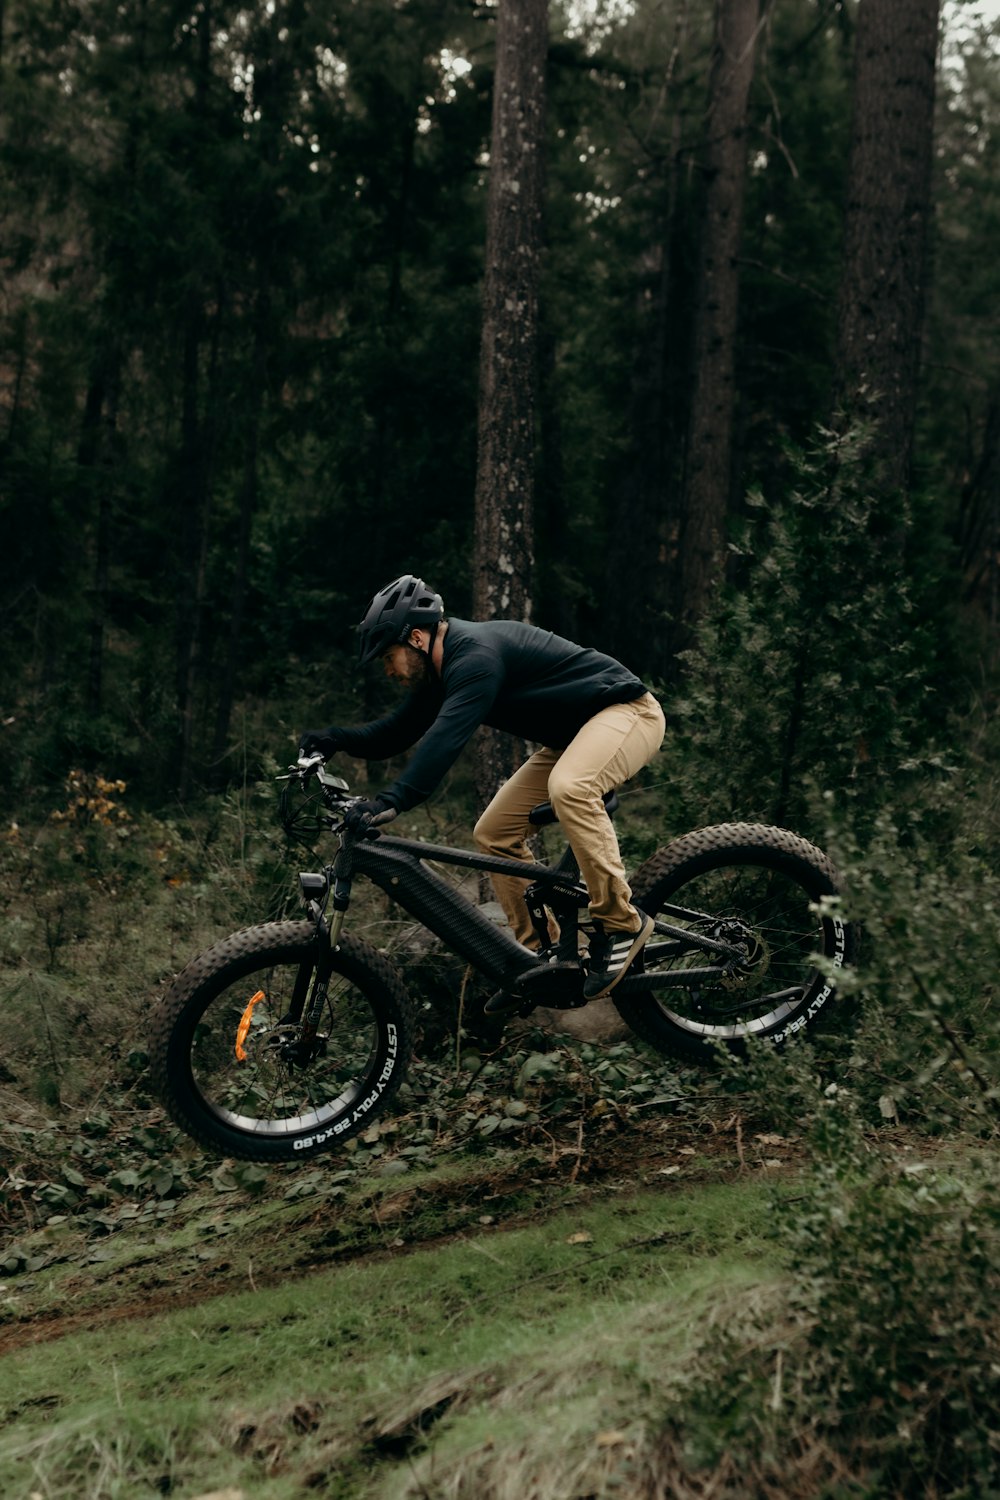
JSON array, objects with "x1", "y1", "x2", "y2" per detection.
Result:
[
  {"x1": 344, "y1": 795, "x2": 397, "y2": 834},
  {"x1": 298, "y1": 727, "x2": 343, "y2": 759}
]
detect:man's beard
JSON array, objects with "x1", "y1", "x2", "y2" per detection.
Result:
[{"x1": 396, "y1": 645, "x2": 432, "y2": 686}]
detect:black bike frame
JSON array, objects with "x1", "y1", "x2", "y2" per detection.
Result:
[{"x1": 343, "y1": 830, "x2": 742, "y2": 998}]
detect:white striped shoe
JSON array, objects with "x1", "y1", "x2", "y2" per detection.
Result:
[{"x1": 583, "y1": 912, "x2": 655, "y2": 999}]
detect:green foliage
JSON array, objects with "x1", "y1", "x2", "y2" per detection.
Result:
[
  {"x1": 665, "y1": 425, "x2": 946, "y2": 833},
  {"x1": 827, "y1": 776, "x2": 1000, "y2": 1135},
  {"x1": 668, "y1": 1062, "x2": 1000, "y2": 1499},
  {"x1": 652, "y1": 747, "x2": 1000, "y2": 1498},
  {"x1": 0, "y1": 766, "x2": 299, "y2": 1117}
]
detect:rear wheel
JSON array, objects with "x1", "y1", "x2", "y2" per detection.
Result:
[
  {"x1": 149, "y1": 921, "x2": 414, "y2": 1161},
  {"x1": 613, "y1": 823, "x2": 855, "y2": 1065}
]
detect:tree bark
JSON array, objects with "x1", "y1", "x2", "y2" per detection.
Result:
[
  {"x1": 472, "y1": 0, "x2": 548, "y2": 811},
  {"x1": 833, "y1": 0, "x2": 941, "y2": 501},
  {"x1": 676, "y1": 0, "x2": 762, "y2": 646},
  {"x1": 173, "y1": 308, "x2": 212, "y2": 801},
  {"x1": 604, "y1": 14, "x2": 689, "y2": 680},
  {"x1": 77, "y1": 346, "x2": 120, "y2": 719},
  {"x1": 211, "y1": 302, "x2": 264, "y2": 774}
]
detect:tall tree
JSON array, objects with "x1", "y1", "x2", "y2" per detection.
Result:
[
  {"x1": 833, "y1": 0, "x2": 941, "y2": 500},
  {"x1": 602, "y1": 0, "x2": 695, "y2": 680},
  {"x1": 472, "y1": 0, "x2": 548, "y2": 808},
  {"x1": 674, "y1": 0, "x2": 763, "y2": 648}
]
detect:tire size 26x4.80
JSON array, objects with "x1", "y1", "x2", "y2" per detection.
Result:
[
  {"x1": 614, "y1": 823, "x2": 856, "y2": 1065},
  {"x1": 149, "y1": 921, "x2": 415, "y2": 1162}
]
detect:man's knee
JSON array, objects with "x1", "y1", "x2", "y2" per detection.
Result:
[
  {"x1": 548, "y1": 765, "x2": 594, "y2": 817},
  {"x1": 473, "y1": 812, "x2": 496, "y2": 853}
]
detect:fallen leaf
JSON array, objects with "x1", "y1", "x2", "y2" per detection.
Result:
[
  {"x1": 754, "y1": 1133, "x2": 785, "y2": 1146},
  {"x1": 658, "y1": 1166, "x2": 681, "y2": 1176},
  {"x1": 566, "y1": 1231, "x2": 593, "y2": 1245}
]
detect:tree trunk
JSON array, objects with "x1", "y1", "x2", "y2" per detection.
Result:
[
  {"x1": 676, "y1": 0, "x2": 762, "y2": 646},
  {"x1": 173, "y1": 310, "x2": 211, "y2": 800},
  {"x1": 604, "y1": 28, "x2": 688, "y2": 681},
  {"x1": 173, "y1": 0, "x2": 220, "y2": 798},
  {"x1": 77, "y1": 348, "x2": 119, "y2": 719},
  {"x1": 833, "y1": 0, "x2": 941, "y2": 502},
  {"x1": 472, "y1": 0, "x2": 548, "y2": 812},
  {"x1": 211, "y1": 310, "x2": 264, "y2": 774}
]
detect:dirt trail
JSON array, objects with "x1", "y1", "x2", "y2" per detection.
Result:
[{"x1": 0, "y1": 1113, "x2": 794, "y2": 1357}]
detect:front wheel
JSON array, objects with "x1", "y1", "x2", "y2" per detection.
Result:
[
  {"x1": 149, "y1": 921, "x2": 415, "y2": 1161},
  {"x1": 614, "y1": 823, "x2": 856, "y2": 1065}
]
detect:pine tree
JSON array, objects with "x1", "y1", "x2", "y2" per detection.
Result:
[
  {"x1": 472, "y1": 0, "x2": 548, "y2": 808},
  {"x1": 834, "y1": 0, "x2": 942, "y2": 503}
]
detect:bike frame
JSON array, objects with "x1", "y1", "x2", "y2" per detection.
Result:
[{"x1": 320, "y1": 826, "x2": 747, "y2": 1003}]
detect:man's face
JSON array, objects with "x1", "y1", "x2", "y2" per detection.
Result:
[{"x1": 381, "y1": 642, "x2": 430, "y2": 685}]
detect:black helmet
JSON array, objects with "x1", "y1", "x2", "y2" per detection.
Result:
[{"x1": 357, "y1": 575, "x2": 444, "y2": 664}]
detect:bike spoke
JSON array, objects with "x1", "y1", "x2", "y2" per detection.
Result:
[
  {"x1": 189, "y1": 961, "x2": 380, "y2": 1136},
  {"x1": 642, "y1": 862, "x2": 826, "y2": 1038}
]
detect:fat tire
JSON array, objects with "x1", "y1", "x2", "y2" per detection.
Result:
[
  {"x1": 614, "y1": 823, "x2": 855, "y2": 1065},
  {"x1": 149, "y1": 920, "x2": 415, "y2": 1161}
]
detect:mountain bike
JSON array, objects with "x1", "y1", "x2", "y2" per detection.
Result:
[{"x1": 149, "y1": 755, "x2": 856, "y2": 1162}]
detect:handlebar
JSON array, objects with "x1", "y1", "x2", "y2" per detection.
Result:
[
  {"x1": 276, "y1": 755, "x2": 396, "y2": 838},
  {"x1": 276, "y1": 754, "x2": 349, "y2": 790}
]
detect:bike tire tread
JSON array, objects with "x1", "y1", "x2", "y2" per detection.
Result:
[{"x1": 149, "y1": 921, "x2": 415, "y2": 1161}]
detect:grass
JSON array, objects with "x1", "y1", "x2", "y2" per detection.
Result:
[
  {"x1": 0, "y1": 1180, "x2": 783, "y2": 1500},
  {"x1": 5, "y1": 766, "x2": 998, "y2": 1497}
]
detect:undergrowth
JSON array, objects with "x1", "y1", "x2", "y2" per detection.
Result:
[{"x1": 1, "y1": 672, "x2": 999, "y2": 1498}]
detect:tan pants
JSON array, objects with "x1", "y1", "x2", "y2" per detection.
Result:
[{"x1": 473, "y1": 692, "x2": 665, "y2": 946}]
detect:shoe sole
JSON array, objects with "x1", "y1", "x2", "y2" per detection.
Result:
[{"x1": 584, "y1": 913, "x2": 655, "y2": 1000}]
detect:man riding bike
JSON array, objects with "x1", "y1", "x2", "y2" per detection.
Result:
[{"x1": 298, "y1": 574, "x2": 665, "y2": 1002}]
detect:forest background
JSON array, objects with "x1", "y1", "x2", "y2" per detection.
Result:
[
  {"x1": 2, "y1": 0, "x2": 999, "y2": 807},
  {"x1": 1, "y1": 0, "x2": 1000, "y2": 1496}
]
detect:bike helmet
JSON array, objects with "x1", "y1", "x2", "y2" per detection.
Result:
[{"x1": 357, "y1": 575, "x2": 445, "y2": 664}]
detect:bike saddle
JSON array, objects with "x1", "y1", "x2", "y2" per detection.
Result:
[{"x1": 528, "y1": 788, "x2": 619, "y2": 827}]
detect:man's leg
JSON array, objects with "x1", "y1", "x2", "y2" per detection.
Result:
[
  {"x1": 547, "y1": 693, "x2": 665, "y2": 995},
  {"x1": 473, "y1": 747, "x2": 561, "y2": 947}
]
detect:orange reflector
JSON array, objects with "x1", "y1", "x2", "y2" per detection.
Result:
[{"x1": 235, "y1": 990, "x2": 266, "y2": 1061}]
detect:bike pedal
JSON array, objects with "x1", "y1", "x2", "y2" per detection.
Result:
[{"x1": 483, "y1": 990, "x2": 536, "y2": 1018}]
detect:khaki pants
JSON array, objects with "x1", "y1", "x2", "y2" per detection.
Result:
[{"x1": 473, "y1": 692, "x2": 665, "y2": 946}]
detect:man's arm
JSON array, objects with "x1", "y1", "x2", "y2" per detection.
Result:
[
  {"x1": 381, "y1": 658, "x2": 503, "y2": 811},
  {"x1": 317, "y1": 688, "x2": 439, "y2": 763}
]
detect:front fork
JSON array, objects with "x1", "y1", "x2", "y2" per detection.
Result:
[{"x1": 286, "y1": 849, "x2": 352, "y2": 1056}]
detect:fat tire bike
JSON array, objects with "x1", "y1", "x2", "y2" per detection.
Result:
[{"x1": 149, "y1": 756, "x2": 856, "y2": 1162}]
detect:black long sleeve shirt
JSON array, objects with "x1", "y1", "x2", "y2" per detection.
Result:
[{"x1": 336, "y1": 618, "x2": 647, "y2": 812}]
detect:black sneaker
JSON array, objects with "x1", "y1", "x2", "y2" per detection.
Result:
[{"x1": 583, "y1": 913, "x2": 655, "y2": 1000}]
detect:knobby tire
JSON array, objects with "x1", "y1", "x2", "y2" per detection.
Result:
[
  {"x1": 614, "y1": 823, "x2": 855, "y2": 1064},
  {"x1": 149, "y1": 921, "x2": 414, "y2": 1162}
]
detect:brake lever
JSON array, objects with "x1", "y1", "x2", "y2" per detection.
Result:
[{"x1": 275, "y1": 754, "x2": 339, "y2": 785}]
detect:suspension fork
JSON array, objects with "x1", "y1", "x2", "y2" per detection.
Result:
[{"x1": 286, "y1": 847, "x2": 353, "y2": 1042}]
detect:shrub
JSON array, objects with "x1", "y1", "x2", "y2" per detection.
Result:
[
  {"x1": 661, "y1": 426, "x2": 950, "y2": 837},
  {"x1": 657, "y1": 1063, "x2": 1000, "y2": 1499}
]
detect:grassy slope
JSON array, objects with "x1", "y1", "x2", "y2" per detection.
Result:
[
  {"x1": 1, "y1": 787, "x2": 803, "y2": 1497},
  {"x1": 0, "y1": 1171, "x2": 784, "y2": 1500}
]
